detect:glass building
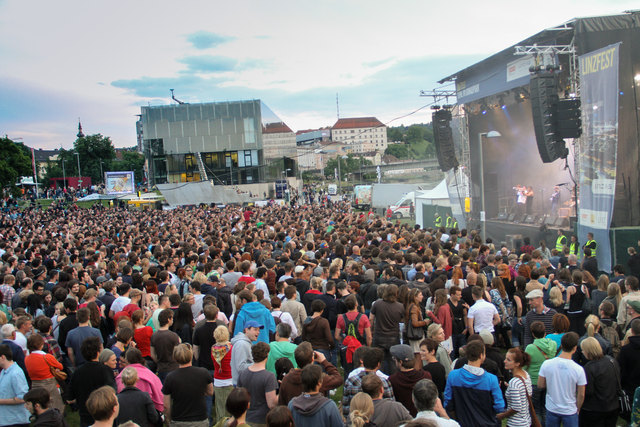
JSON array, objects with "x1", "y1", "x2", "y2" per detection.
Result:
[{"x1": 140, "y1": 99, "x2": 295, "y2": 186}]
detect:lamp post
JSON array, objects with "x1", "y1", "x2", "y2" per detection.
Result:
[
  {"x1": 100, "y1": 160, "x2": 104, "y2": 184},
  {"x1": 75, "y1": 152, "x2": 82, "y2": 189},
  {"x1": 478, "y1": 130, "x2": 501, "y2": 239},
  {"x1": 61, "y1": 159, "x2": 67, "y2": 191}
]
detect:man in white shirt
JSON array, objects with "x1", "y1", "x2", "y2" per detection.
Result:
[
  {"x1": 467, "y1": 286, "x2": 500, "y2": 334},
  {"x1": 109, "y1": 283, "x2": 131, "y2": 317},
  {"x1": 538, "y1": 331, "x2": 586, "y2": 426}
]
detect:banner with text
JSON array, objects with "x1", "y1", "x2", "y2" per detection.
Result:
[{"x1": 577, "y1": 42, "x2": 620, "y2": 271}]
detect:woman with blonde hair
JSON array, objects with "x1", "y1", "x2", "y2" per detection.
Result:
[
  {"x1": 575, "y1": 314, "x2": 613, "y2": 365},
  {"x1": 427, "y1": 323, "x2": 452, "y2": 375},
  {"x1": 349, "y1": 392, "x2": 375, "y2": 427},
  {"x1": 604, "y1": 282, "x2": 622, "y2": 314},
  {"x1": 547, "y1": 286, "x2": 565, "y2": 313},
  {"x1": 579, "y1": 337, "x2": 620, "y2": 425}
]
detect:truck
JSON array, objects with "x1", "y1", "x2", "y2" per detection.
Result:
[
  {"x1": 352, "y1": 185, "x2": 372, "y2": 209},
  {"x1": 371, "y1": 183, "x2": 428, "y2": 210},
  {"x1": 388, "y1": 192, "x2": 416, "y2": 219},
  {"x1": 327, "y1": 184, "x2": 337, "y2": 196}
]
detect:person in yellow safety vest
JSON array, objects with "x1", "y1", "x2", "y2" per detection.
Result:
[
  {"x1": 583, "y1": 232, "x2": 597, "y2": 257},
  {"x1": 569, "y1": 235, "x2": 580, "y2": 258},
  {"x1": 434, "y1": 213, "x2": 442, "y2": 228},
  {"x1": 555, "y1": 230, "x2": 567, "y2": 252},
  {"x1": 452, "y1": 219, "x2": 458, "y2": 230},
  {"x1": 445, "y1": 213, "x2": 453, "y2": 228}
]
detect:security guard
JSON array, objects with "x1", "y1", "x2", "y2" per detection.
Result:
[
  {"x1": 584, "y1": 232, "x2": 597, "y2": 257},
  {"x1": 555, "y1": 230, "x2": 568, "y2": 252},
  {"x1": 569, "y1": 235, "x2": 580, "y2": 258},
  {"x1": 445, "y1": 212, "x2": 453, "y2": 228},
  {"x1": 434, "y1": 212, "x2": 442, "y2": 228},
  {"x1": 452, "y1": 218, "x2": 458, "y2": 230}
]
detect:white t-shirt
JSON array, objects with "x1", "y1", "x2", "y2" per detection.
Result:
[
  {"x1": 271, "y1": 310, "x2": 298, "y2": 339},
  {"x1": 110, "y1": 296, "x2": 131, "y2": 314},
  {"x1": 467, "y1": 299, "x2": 498, "y2": 333},
  {"x1": 539, "y1": 357, "x2": 587, "y2": 415}
]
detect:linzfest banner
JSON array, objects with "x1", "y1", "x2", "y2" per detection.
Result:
[{"x1": 577, "y1": 42, "x2": 620, "y2": 272}]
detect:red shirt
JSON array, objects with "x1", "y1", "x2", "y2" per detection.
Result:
[
  {"x1": 336, "y1": 311, "x2": 371, "y2": 337},
  {"x1": 134, "y1": 326, "x2": 153, "y2": 358},
  {"x1": 211, "y1": 344, "x2": 233, "y2": 380},
  {"x1": 238, "y1": 275, "x2": 255, "y2": 285}
]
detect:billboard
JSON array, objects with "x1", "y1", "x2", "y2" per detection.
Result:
[{"x1": 105, "y1": 171, "x2": 135, "y2": 195}]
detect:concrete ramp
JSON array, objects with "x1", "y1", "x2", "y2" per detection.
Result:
[{"x1": 156, "y1": 181, "x2": 251, "y2": 206}]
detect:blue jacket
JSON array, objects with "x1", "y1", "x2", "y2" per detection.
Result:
[
  {"x1": 444, "y1": 364, "x2": 505, "y2": 426},
  {"x1": 233, "y1": 302, "x2": 276, "y2": 343},
  {"x1": 288, "y1": 392, "x2": 343, "y2": 426}
]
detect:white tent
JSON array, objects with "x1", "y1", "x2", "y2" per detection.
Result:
[{"x1": 415, "y1": 179, "x2": 452, "y2": 228}]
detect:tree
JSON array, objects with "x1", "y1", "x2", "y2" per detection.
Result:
[
  {"x1": 324, "y1": 154, "x2": 372, "y2": 181},
  {"x1": 385, "y1": 144, "x2": 409, "y2": 159},
  {"x1": 0, "y1": 137, "x2": 32, "y2": 196},
  {"x1": 49, "y1": 135, "x2": 117, "y2": 186},
  {"x1": 387, "y1": 127, "x2": 403, "y2": 142}
]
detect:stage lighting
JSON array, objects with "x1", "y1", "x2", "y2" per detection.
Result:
[
  {"x1": 431, "y1": 105, "x2": 441, "y2": 111},
  {"x1": 482, "y1": 110, "x2": 487, "y2": 115},
  {"x1": 501, "y1": 104, "x2": 507, "y2": 110}
]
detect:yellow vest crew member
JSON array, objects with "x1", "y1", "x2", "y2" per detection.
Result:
[
  {"x1": 584, "y1": 232, "x2": 597, "y2": 257},
  {"x1": 556, "y1": 230, "x2": 567, "y2": 252}
]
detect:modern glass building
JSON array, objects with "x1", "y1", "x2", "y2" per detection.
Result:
[{"x1": 140, "y1": 99, "x2": 295, "y2": 186}]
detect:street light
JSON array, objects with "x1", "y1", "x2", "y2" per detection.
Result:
[
  {"x1": 100, "y1": 160, "x2": 104, "y2": 184},
  {"x1": 478, "y1": 130, "x2": 501, "y2": 240},
  {"x1": 61, "y1": 159, "x2": 67, "y2": 190},
  {"x1": 75, "y1": 152, "x2": 82, "y2": 189}
]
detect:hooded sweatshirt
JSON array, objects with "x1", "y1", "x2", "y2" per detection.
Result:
[
  {"x1": 444, "y1": 364, "x2": 505, "y2": 427},
  {"x1": 32, "y1": 408, "x2": 68, "y2": 427},
  {"x1": 389, "y1": 368, "x2": 432, "y2": 416},
  {"x1": 288, "y1": 392, "x2": 343, "y2": 426},
  {"x1": 525, "y1": 337, "x2": 557, "y2": 385},
  {"x1": 301, "y1": 315, "x2": 333, "y2": 351},
  {"x1": 230, "y1": 332, "x2": 253, "y2": 385},
  {"x1": 233, "y1": 302, "x2": 276, "y2": 343}
]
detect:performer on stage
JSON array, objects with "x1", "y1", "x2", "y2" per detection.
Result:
[
  {"x1": 514, "y1": 185, "x2": 527, "y2": 218},
  {"x1": 525, "y1": 186, "x2": 534, "y2": 215},
  {"x1": 550, "y1": 186, "x2": 561, "y2": 214}
]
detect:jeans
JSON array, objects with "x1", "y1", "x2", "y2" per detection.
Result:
[
  {"x1": 531, "y1": 385, "x2": 546, "y2": 424},
  {"x1": 205, "y1": 370, "x2": 215, "y2": 423},
  {"x1": 546, "y1": 410, "x2": 578, "y2": 427},
  {"x1": 451, "y1": 333, "x2": 467, "y2": 359},
  {"x1": 512, "y1": 317, "x2": 523, "y2": 347}
]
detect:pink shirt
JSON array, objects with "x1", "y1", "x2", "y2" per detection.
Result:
[{"x1": 115, "y1": 363, "x2": 164, "y2": 411}]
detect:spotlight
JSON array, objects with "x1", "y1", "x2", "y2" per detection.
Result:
[
  {"x1": 482, "y1": 110, "x2": 487, "y2": 115},
  {"x1": 501, "y1": 104, "x2": 507, "y2": 110},
  {"x1": 431, "y1": 105, "x2": 441, "y2": 111}
]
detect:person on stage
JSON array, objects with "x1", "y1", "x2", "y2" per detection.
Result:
[
  {"x1": 550, "y1": 186, "x2": 560, "y2": 214},
  {"x1": 514, "y1": 185, "x2": 527, "y2": 218},
  {"x1": 525, "y1": 186, "x2": 534, "y2": 215}
]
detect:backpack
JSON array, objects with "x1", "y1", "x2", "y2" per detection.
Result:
[
  {"x1": 179, "y1": 280, "x2": 190, "y2": 298},
  {"x1": 269, "y1": 312, "x2": 283, "y2": 342},
  {"x1": 600, "y1": 321, "x2": 621, "y2": 358},
  {"x1": 342, "y1": 313, "x2": 365, "y2": 345}
]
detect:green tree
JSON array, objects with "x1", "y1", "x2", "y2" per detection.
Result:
[
  {"x1": 324, "y1": 154, "x2": 371, "y2": 180},
  {"x1": 0, "y1": 137, "x2": 32, "y2": 196},
  {"x1": 112, "y1": 150, "x2": 145, "y2": 183},
  {"x1": 387, "y1": 127, "x2": 403, "y2": 142},
  {"x1": 384, "y1": 144, "x2": 409, "y2": 159}
]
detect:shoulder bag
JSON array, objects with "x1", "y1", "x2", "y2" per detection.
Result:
[
  {"x1": 515, "y1": 375, "x2": 542, "y2": 427},
  {"x1": 608, "y1": 356, "x2": 632, "y2": 418},
  {"x1": 42, "y1": 354, "x2": 67, "y2": 383},
  {"x1": 406, "y1": 304, "x2": 425, "y2": 341}
]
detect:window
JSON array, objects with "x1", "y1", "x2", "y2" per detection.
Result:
[{"x1": 244, "y1": 118, "x2": 256, "y2": 144}]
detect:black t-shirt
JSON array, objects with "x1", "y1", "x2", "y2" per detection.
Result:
[
  {"x1": 423, "y1": 361, "x2": 446, "y2": 395},
  {"x1": 69, "y1": 361, "x2": 116, "y2": 425},
  {"x1": 370, "y1": 300, "x2": 404, "y2": 345},
  {"x1": 192, "y1": 322, "x2": 217, "y2": 370},
  {"x1": 448, "y1": 300, "x2": 466, "y2": 335},
  {"x1": 150, "y1": 329, "x2": 180, "y2": 372},
  {"x1": 162, "y1": 366, "x2": 212, "y2": 422}
]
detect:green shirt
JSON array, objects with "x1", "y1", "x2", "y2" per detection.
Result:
[{"x1": 265, "y1": 340, "x2": 298, "y2": 375}]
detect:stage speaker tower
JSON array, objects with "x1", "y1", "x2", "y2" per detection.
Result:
[{"x1": 432, "y1": 109, "x2": 458, "y2": 172}]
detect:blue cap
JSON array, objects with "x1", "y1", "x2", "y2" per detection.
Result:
[{"x1": 245, "y1": 320, "x2": 264, "y2": 329}]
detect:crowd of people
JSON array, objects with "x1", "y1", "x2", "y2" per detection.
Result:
[{"x1": 0, "y1": 199, "x2": 639, "y2": 427}]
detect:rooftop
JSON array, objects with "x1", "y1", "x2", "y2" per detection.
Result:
[{"x1": 332, "y1": 117, "x2": 384, "y2": 130}]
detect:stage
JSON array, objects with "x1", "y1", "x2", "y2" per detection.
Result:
[{"x1": 484, "y1": 217, "x2": 566, "y2": 250}]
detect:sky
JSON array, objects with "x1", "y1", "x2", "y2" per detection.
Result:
[{"x1": 0, "y1": 0, "x2": 635, "y2": 150}]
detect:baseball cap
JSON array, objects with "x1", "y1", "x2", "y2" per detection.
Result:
[
  {"x1": 96, "y1": 276, "x2": 108, "y2": 284},
  {"x1": 294, "y1": 265, "x2": 305, "y2": 274},
  {"x1": 526, "y1": 289, "x2": 544, "y2": 299},
  {"x1": 245, "y1": 320, "x2": 264, "y2": 329},
  {"x1": 628, "y1": 300, "x2": 640, "y2": 313},
  {"x1": 390, "y1": 344, "x2": 414, "y2": 362}
]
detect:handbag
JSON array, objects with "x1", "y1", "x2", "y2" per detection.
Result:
[
  {"x1": 515, "y1": 375, "x2": 542, "y2": 427},
  {"x1": 609, "y1": 356, "x2": 632, "y2": 418},
  {"x1": 406, "y1": 304, "x2": 425, "y2": 341},
  {"x1": 42, "y1": 354, "x2": 67, "y2": 382}
]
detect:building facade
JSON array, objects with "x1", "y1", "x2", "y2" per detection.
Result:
[
  {"x1": 139, "y1": 100, "x2": 293, "y2": 186},
  {"x1": 331, "y1": 117, "x2": 388, "y2": 154}
]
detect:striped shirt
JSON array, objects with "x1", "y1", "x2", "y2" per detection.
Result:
[
  {"x1": 523, "y1": 306, "x2": 556, "y2": 347},
  {"x1": 505, "y1": 374, "x2": 532, "y2": 427},
  {"x1": 0, "y1": 284, "x2": 15, "y2": 308}
]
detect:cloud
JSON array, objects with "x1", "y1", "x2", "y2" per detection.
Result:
[
  {"x1": 186, "y1": 31, "x2": 234, "y2": 49},
  {"x1": 178, "y1": 55, "x2": 237, "y2": 73},
  {"x1": 112, "y1": 75, "x2": 221, "y2": 99}
]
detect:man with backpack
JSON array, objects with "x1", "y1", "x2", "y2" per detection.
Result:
[{"x1": 335, "y1": 294, "x2": 372, "y2": 376}]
